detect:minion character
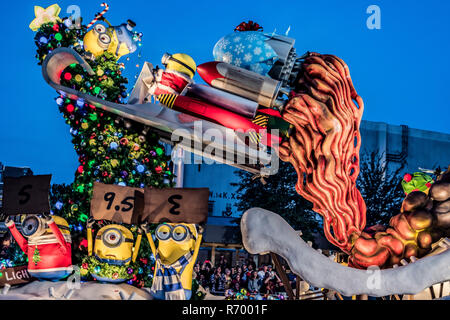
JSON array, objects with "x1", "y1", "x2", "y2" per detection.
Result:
[
  {"x1": 4, "y1": 214, "x2": 72, "y2": 281},
  {"x1": 142, "y1": 222, "x2": 203, "y2": 300},
  {"x1": 146, "y1": 53, "x2": 196, "y2": 98},
  {"x1": 86, "y1": 218, "x2": 142, "y2": 282},
  {"x1": 83, "y1": 20, "x2": 141, "y2": 59}
]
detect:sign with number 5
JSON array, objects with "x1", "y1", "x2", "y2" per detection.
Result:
[{"x1": 1, "y1": 175, "x2": 51, "y2": 215}]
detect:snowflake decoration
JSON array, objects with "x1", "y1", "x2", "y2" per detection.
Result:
[
  {"x1": 234, "y1": 58, "x2": 242, "y2": 67},
  {"x1": 245, "y1": 32, "x2": 260, "y2": 42},
  {"x1": 233, "y1": 36, "x2": 241, "y2": 43},
  {"x1": 216, "y1": 38, "x2": 230, "y2": 50},
  {"x1": 222, "y1": 52, "x2": 233, "y2": 63},
  {"x1": 253, "y1": 47, "x2": 262, "y2": 55},
  {"x1": 234, "y1": 43, "x2": 245, "y2": 55},
  {"x1": 250, "y1": 63, "x2": 263, "y2": 74},
  {"x1": 244, "y1": 53, "x2": 253, "y2": 62}
]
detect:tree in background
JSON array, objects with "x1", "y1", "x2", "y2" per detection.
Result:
[
  {"x1": 357, "y1": 151, "x2": 405, "y2": 227},
  {"x1": 232, "y1": 151, "x2": 408, "y2": 245},
  {"x1": 31, "y1": 15, "x2": 174, "y2": 288},
  {"x1": 231, "y1": 161, "x2": 321, "y2": 243}
]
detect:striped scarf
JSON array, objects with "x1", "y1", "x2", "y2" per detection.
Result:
[{"x1": 151, "y1": 251, "x2": 193, "y2": 300}]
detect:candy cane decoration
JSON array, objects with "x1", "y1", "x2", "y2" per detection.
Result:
[{"x1": 86, "y1": 3, "x2": 109, "y2": 29}]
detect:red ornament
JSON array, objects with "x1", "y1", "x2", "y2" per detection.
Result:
[
  {"x1": 66, "y1": 104, "x2": 75, "y2": 113},
  {"x1": 52, "y1": 24, "x2": 60, "y2": 32},
  {"x1": 155, "y1": 166, "x2": 163, "y2": 174},
  {"x1": 77, "y1": 165, "x2": 84, "y2": 173},
  {"x1": 82, "y1": 263, "x2": 89, "y2": 269},
  {"x1": 64, "y1": 72, "x2": 72, "y2": 81},
  {"x1": 426, "y1": 182, "x2": 432, "y2": 188},
  {"x1": 403, "y1": 173, "x2": 412, "y2": 182},
  {"x1": 79, "y1": 239, "x2": 88, "y2": 249}
]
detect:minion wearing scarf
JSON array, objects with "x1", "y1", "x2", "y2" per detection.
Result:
[{"x1": 143, "y1": 222, "x2": 203, "y2": 300}]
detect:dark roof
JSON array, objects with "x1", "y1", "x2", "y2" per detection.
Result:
[
  {"x1": 3, "y1": 166, "x2": 33, "y2": 178},
  {"x1": 203, "y1": 225, "x2": 242, "y2": 245}
]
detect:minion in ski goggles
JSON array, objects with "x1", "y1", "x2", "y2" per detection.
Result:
[
  {"x1": 155, "y1": 223, "x2": 197, "y2": 242},
  {"x1": 151, "y1": 223, "x2": 199, "y2": 266},
  {"x1": 161, "y1": 53, "x2": 197, "y2": 79}
]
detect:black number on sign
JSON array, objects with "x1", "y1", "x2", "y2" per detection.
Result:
[
  {"x1": 168, "y1": 195, "x2": 183, "y2": 215},
  {"x1": 18, "y1": 185, "x2": 32, "y2": 205},
  {"x1": 104, "y1": 192, "x2": 116, "y2": 210},
  {"x1": 121, "y1": 197, "x2": 134, "y2": 212}
]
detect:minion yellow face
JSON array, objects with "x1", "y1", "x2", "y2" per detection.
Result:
[
  {"x1": 94, "y1": 224, "x2": 134, "y2": 265},
  {"x1": 162, "y1": 53, "x2": 197, "y2": 79},
  {"x1": 155, "y1": 223, "x2": 197, "y2": 265},
  {"x1": 83, "y1": 24, "x2": 112, "y2": 57}
]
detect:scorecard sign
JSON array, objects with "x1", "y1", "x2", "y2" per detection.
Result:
[
  {"x1": 1, "y1": 175, "x2": 51, "y2": 215},
  {"x1": 90, "y1": 182, "x2": 209, "y2": 225},
  {"x1": 142, "y1": 188, "x2": 209, "y2": 224},
  {"x1": 90, "y1": 182, "x2": 143, "y2": 224}
]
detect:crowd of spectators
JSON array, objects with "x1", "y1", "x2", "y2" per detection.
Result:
[{"x1": 193, "y1": 254, "x2": 291, "y2": 296}]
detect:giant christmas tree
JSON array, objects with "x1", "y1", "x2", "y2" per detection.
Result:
[{"x1": 31, "y1": 7, "x2": 174, "y2": 288}]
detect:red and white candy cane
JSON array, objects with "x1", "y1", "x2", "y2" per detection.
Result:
[{"x1": 86, "y1": 3, "x2": 110, "y2": 29}]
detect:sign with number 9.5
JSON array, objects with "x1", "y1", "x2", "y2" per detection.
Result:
[{"x1": 90, "y1": 182, "x2": 143, "y2": 224}]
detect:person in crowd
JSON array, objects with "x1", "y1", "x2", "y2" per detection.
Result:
[
  {"x1": 267, "y1": 264, "x2": 275, "y2": 279},
  {"x1": 236, "y1": 265, "x2": 243, "y2": 277},
  {"x1": 247, "y1": 270, "x2": 262, "y2": 294},
  {"x1": 230, "y1": 266, "x2": 236, "y2": 278},
  {"x1": 201, "y1": 260, "x2": 212, "y2": 278},
  {"x1": 257, "y1": 264, "x2": 268, "y2": 280},
  {"x1": 263, "y1": 272, "x2": 277, "y2": 294},
  {"x1": 224, "y1": 268, "x2": 233, "y2": 290},
  {"x1": 210, "y1": 266, "x2": 226, "y2": 294},
  {"x1": 231, "y1": 273, "x2": 243, "y2": 292},
  {"x1": 193, "y1": 262, "x2": 201, "y2": 280}
]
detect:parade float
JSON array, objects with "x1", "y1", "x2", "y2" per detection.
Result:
[{"x1": 0, "y1": 3, "x2": 448, "y2": 300}]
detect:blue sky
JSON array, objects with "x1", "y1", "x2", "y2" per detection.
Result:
[{"x1": 0, "y1": 0, "x2": 449, "y2": 183}]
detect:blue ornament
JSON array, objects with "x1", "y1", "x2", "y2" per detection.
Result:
[
  {"x1": 118, "y1": 182, "x2": 126, "y2": 186},
  {"x1": 56, "y1": 97, "x2": 64, "y2": 105},
  {"x1": 39, "y1": 36, "x2": 48, "y2": 44},
  {"x1": 94, "y1": 266, "x2": 101, "y2": 273},
  {"x1": 76, "y1": 99, "x2": 85, "y2": 107},
  {"x1": 213, "y1": 31, "x2": 278, "y2": 75},
  {"x1": 110, "y1": 142, "x2": 118, "y2": 150},
  {"x1": 136, "y1": 165, "x2": 145, "y2": 173},
  {"x1": 55, "y1": 201, "x2": 63, "y2": 210}
]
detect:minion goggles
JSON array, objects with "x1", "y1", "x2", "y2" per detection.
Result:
[
  {"x1": 155, "y1": 224, "x2": 196, "y2": 242},
  {"x1": 162, "y1": 53, "x2": 196, "y2": 78},
  {"x1": 98, "y1": 227, "x2": 133, "y2": 248},
  {"x1": 21, "y1": 215, "x2": 69, "y2": 238}
]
